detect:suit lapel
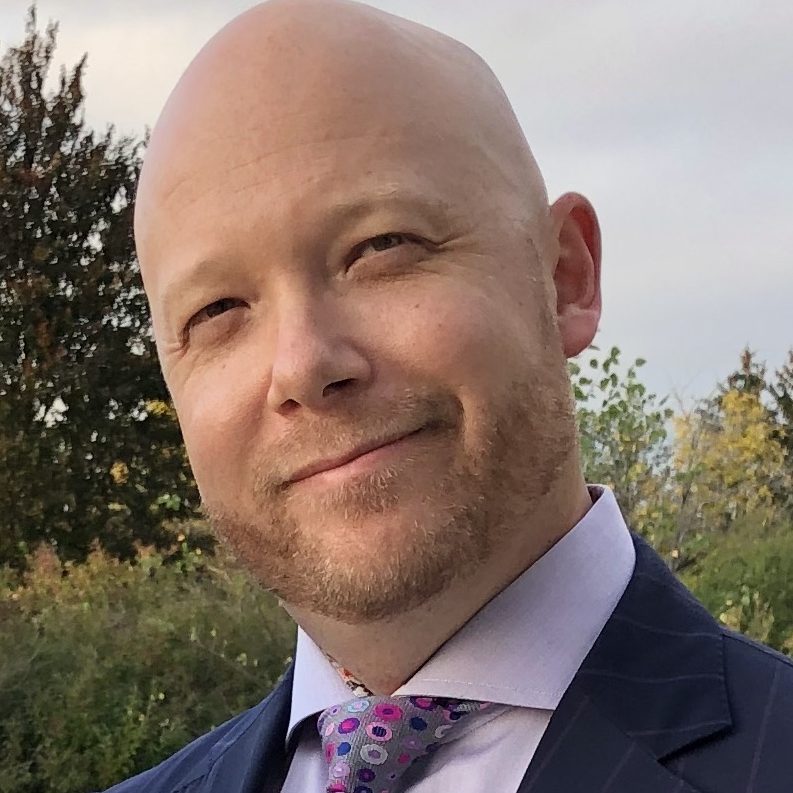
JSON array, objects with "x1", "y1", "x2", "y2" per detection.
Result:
[
  {"x1": 518, "y1": 684, "x2": 701, "y2": 792},
  {"x1": 518, "y1": 534, "x2": 732, "y2": 793}
]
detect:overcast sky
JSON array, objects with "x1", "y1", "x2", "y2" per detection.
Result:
[{"x1": 2, "y1": 0, "x2": 791, "y2": 403}]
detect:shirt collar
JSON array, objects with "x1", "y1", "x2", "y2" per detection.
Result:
[{"x1": 286, "y1": 485, "x2": 635, "y2": 745}]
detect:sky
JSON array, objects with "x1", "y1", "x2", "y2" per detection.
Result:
[{"x1": 1, "y1": 0, "x2": 791, "y2": 404}]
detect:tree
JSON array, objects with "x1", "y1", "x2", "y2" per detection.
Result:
[
  {"x1": 570, "y1": 346, "x2": 673, "y2": 533},
  {"x1": 673, "y1": 388, "x2": 788, "y2": 533},
  {"x1": 685, "y1": 347, "x2": 793, "y2": 528},
  {"x1": 769, "y1": 349, "x2": 793, "y2": 518},
  {"x1": 570, "y1": 346, "x2": 792, "y2": 574},
  {"x1": 0, "y1": 9, "x2": 199, "y2": 567},
  {"x1": 722, "y1": 347, "x2": 767, "y2": 398}
]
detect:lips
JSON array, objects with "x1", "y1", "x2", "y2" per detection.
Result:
[{"x1": 286, "y1": 427, "x2": 425, "y2": 485}]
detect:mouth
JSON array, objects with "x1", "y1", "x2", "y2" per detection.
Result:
[{"x1": 286, "y1": 427, "x2": 427, "y2": 486}]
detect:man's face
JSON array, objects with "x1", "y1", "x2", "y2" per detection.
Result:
[{"x1": 137, "y1": 26, "x2": 582, "y2": 623}]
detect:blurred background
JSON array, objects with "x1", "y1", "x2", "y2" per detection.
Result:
[{"x1": 0, "y1": 3, "x2": 791, "y2": 792}]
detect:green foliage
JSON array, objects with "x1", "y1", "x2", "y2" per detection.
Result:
[
  {"x1": 570, "y1": 343, "x2": 793, "y2": 657},
  {"x1": 570, "y1": 346, "x2": 673, "y2": 525},
  {"x1": 571, "y1": 345, "x2": 792, "y2": 573},
  {"x1": 0, "y1": 9, "x2": 199, "y2": 567},
  {"x1": 683, "y1": 515, "x2": 793, "y2": 652},
  {"x1": 0, "y1": 542, "x2": 296, "y2": 793}
]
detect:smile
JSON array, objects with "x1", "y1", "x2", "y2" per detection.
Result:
[{"x1": 287, "y1": 428, "x2": 426, "y2": 486}]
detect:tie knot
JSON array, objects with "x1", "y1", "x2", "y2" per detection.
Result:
[{"x1": 317, "y1": 695, "x2": 490, "y2": 793}]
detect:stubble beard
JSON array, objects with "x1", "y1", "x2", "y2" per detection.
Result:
[{"x1": 203, "y1": 374, "x2": 578, "y2": 624}]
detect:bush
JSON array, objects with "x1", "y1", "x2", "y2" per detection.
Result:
[
  {"x1": 0, "y1": 542, "x2": 295, "y2": 793},
  {"x1": 683, "y1": 515, "x2": 793, "y2": 653}
]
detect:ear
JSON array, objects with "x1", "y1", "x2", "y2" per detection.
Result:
[{"x1": 548, "y1": 192, "x2": 602, "y2": 358}]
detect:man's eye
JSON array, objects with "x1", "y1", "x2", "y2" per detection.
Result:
[
  {"x1": 186, "y1": 298, "x2": 244, "y2": 333},
  {"x1": 350, "y1": 233, "x2": 411, "y2": 263}
]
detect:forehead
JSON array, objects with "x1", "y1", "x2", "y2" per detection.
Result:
[
  {"x1": 134, "y1": 16, "x2": 532, "y2": 300},
  {"x1": 151, "y1": 126, "x2": 481, "y2": 229},
  {"x1": 136, "y1": 94, "x2": 507, "y2": 297}
]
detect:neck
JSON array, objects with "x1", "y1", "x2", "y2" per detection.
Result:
[{"x1": 286, "y1": 471, "x2": 593, "y2": 695}]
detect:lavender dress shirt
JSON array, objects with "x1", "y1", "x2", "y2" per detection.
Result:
[{"x1": 281, "y1": 485, "x2": 635, "y2": 792}]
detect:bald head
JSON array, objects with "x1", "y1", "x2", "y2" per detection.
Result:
[{"x1": 135, "y1": 0, "x2": 549, "y2": 292}]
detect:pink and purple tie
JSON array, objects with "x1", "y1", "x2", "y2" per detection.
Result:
[{"x1": 317, "y1": 694, "x2": 491, "y2": 793}]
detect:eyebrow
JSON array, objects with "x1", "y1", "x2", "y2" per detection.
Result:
[
  {"x1": 320, "y1": 189, "x2": 452, "y2": 232},
  {"x1": 158, "y1": 256, "x2": 233, "y2": 325}
]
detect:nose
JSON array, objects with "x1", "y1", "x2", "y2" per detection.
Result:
[{"x1": 266, "y1": 296, "x2": 372, "y2": 413}]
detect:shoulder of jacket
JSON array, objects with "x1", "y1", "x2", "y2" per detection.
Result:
[{"x1": 721, "y1": 626, "x2": 793, "y2": 676}]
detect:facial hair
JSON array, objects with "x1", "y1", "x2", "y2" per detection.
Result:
[{"x1": 202, "y1": 363, "x2": 579, "y2": 625}]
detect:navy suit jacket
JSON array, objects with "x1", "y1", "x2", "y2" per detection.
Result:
[{"x1": 105, "y1": 535, "x2": 793, "y2": 792}]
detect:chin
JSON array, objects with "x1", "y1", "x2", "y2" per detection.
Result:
[
  {"x1": 290, "y1": 497, "x2": 427, "y2": 556},
  {"x1": 208, "y1": 474, "x2": 492, "y2": 623}
]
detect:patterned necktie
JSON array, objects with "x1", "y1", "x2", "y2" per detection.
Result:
[{"x1": 317, "y1": 694, "x2": 491, "y2": 793}]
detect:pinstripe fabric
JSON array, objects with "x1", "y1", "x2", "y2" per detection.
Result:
[
  {"x1": 516, "y1": 534, "x2": 793, "y2": 793},
  {"x1": 103, "y1": 533, "x2": 793, "y2": 793}
]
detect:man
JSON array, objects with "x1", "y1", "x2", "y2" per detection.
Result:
[{"x1": 109, "y1": 0, "x2": 793, "y2": 791}]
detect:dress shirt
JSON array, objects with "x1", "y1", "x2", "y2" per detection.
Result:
[{"x1": 281, "y1": 485, "x2": 635, "y2": 793}]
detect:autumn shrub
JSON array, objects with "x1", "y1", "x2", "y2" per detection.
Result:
[{"x1": 0, "y1": 542, "x2": 296, "y2": 793}]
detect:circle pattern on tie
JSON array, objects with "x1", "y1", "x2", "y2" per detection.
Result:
[{"x1": 317, "y1": 695, "x2": 489, "y2": 793}]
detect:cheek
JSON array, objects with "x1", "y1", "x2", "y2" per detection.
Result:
[
  {"x1": 172, "y1": 361, "x2": 265, "y2": 500},
  {"x1": 369, "y1": 278, "x2": 558, "y2": 460},
  {"x1": 373, "y1": 279, "x2": 533, "y2": 397}
]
